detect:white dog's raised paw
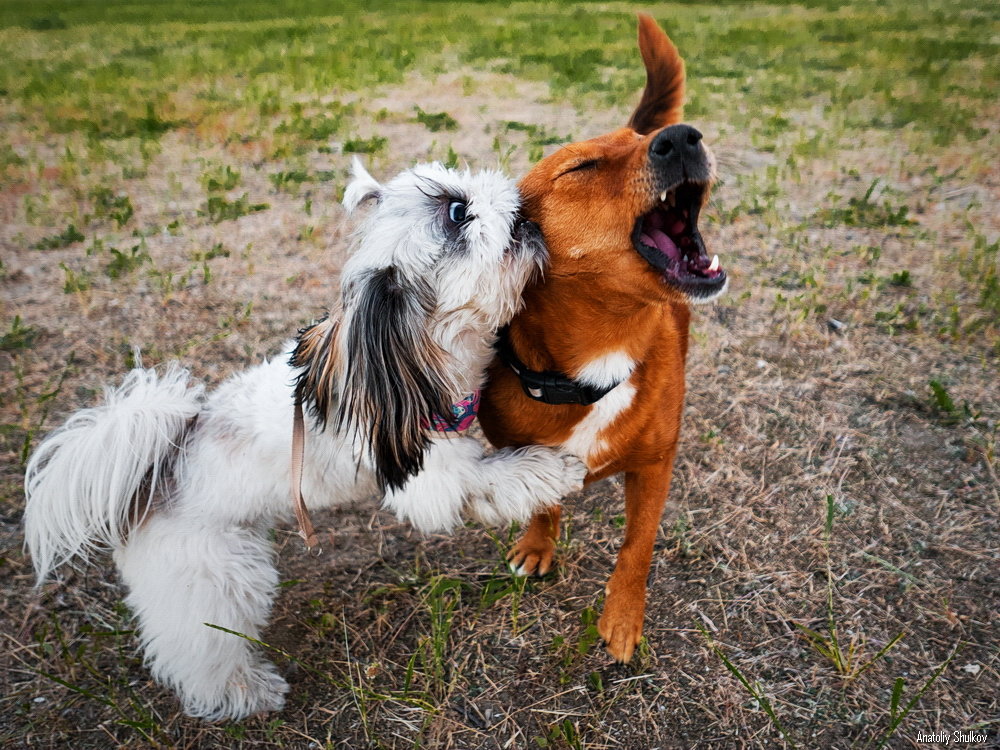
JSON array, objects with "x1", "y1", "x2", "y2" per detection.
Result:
[
  {"x1": 467, "y1": 445, "x2": 585, "y2": 527},
  {"x1": 557, "y1": 451, "x2": 587, "y2": 494},
  {"x1": 512, "y1": 445, "x2": 586, "y2": 496}
]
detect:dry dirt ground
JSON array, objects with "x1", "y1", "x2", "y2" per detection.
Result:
[{"x1": 2, "y1": 49, "x2": 998, "y2": 750}]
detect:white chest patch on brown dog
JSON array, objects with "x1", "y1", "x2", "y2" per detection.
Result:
[{"x1": 565, "y1": 352, "x2": 637, "y2": 468}]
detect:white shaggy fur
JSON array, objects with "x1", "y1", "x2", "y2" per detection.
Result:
[{"x1": 24, "y1": 160, "x2": 584, "y2": 721}]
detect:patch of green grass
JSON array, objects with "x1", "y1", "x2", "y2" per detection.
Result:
[
  {"x1": 503, "y1": 120, "x2": 565, "y2": 146},
  {"x1": 576, "y1": 605, "x2": 601, "y2": 657},
  {"x1": 3, "y1": 355, "x2": 73, "y2": 464},
  {"x1": 534, "y1": 718, "x2": 583, "y2": 750},
  {"x1": 52, "y1": 102, "x2": 178, "y2": 141},
  {"x1": 104, "y1": 242, "x2": 150, "y2": 279},
  {"x1": 502, "y1": 120, "x2": 571, "y2": 162},
  {"x1": 269, "y1": 169, "x2": 337, "y2": 191},
  {"x1": 793, "y1": 496, "x2": 905, "y2": 680},
  {"x1": 0, "y1": 315, "x2": 38, "y2": 352},
  {"x1": 712, "y1": 168, "x2": 783, "y2": 225},
  {"x1": 888, "y1": 269, "x2": 913, "y2": 287},
  {"x1": 199, "y1": 193, "x2": 269, "y2": 223},
  {"x1": 873, "y1": 301, "x2": 920, "y2": 335},
  {"x1": 31, "y1": 224, "x2": 84, "y2": 250},
  {"x1": 416, "y1": 575, "x2": 464, "y2": 700},
  {"x1": 275, "y1": 103, "x2": 353, "y2": 142},
  {"x1": 958, "y1": 227, "x2": 1000, "y2": 317},
  {"x1": 927, "y1": 379, "x2": 984, "y2": 426},
  {"x1": 190, "y1": 242, "x2": 230, "y2": 262},
  {"x1": 414, "y1": 107, "x2": 457, "y2": 132},
  {"x1": 31, "y1": 609, "x2": 169, "y2": 745},
  {"x1": 24, "y1": 15, "x2": 68, "y2": 30},
  {"x1": 200, "y1": 164, "x2": 240, "y2": 193},
  {"x1": 816, "y1": 179, "x2": 915, "y2": 229},
  {"x1": 0, "y1": 142, "x2": 27, "y2": 171},
  {"x1": 59, "y1": 263, "x2": 91, "y2": 293},
  {"x1": 90, "y1": 187, "x2": 134, "y2": 228},
  {"x1": 1, "y1": 0, "x2": 993, "y2": 151},
  {"x1": 929, "y1": 379, "x2": 957, "y2": 417},
  {"x1": 343, "y1": 135, "x2": 387, "y2": 155},
  {"x1": 269, "y1": 170, "x2": 309, "y2": 190}
]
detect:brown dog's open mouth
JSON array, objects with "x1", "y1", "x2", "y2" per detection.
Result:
[{"x1": 631, "y1": 180, "x2": 727, "y2": 299}]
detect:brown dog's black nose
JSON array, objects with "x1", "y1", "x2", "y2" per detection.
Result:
[{"x1": 649, "y1": 124, "x2": 703, "y2": 160}]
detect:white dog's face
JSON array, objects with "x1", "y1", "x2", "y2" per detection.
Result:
[
  {"x1": 293, "y1": 160, "x2": 546, "y2": 490},
  {"x1": 341, "y1": 161, "x2": 545, "y2": 331}
]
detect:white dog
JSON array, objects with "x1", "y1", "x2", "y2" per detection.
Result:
[{"x1": 24, "y1": 160, "x2": 584, "y2": 721}]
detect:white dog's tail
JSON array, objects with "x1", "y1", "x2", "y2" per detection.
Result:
[{"x1": 23, "y1": 364, "x2": 204, "y2": 584}]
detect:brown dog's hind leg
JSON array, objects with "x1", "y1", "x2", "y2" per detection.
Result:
[
  {"x1": 507, "y1": 505, "x2": 562, "y2": 576},
  {"x1": 598, "y1": 460, "x2": 675, "y2": 662}
]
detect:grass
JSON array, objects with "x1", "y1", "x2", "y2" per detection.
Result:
[
  {"x1": 31, "y1": 613, "x2": 170, "y2": 746},
  {"x1": 696, "y1": 620, "x2": 798, "y2": 748},
  {"x1": 103, "y1": 243, "x2": 151, "y2": 280},
  {"x1": 199, "y1": 193, "x2": 270, "y2": 223},
  {"x1": 0, "y1": 316, "x2": 38, "y2": 352},
  {"x1": 1, "y1": 0, "x2": 997, "y2": 747},
  {"x1": 414, "y1": 107, "x2": 458, "y2": 133},
  {"x1": 201, "y1": 164, "x2": 241, "y2": 193},
  {"x1": 89, "y1": 187, "x2": 134, "y2": 228},
  {"x1": 694, "y1": 494, "x2": 969, "y2": 748},
  {"x1": 0, "y1": 1, "x2": 994, "y2": 154},
  {"x1": 791, "y1": 496, "x2": 905, "y2": 680},
  {"x1": 815, "y1": 179, "x2": 916, "y2": 229},
  {"x1": 31, "y1": 224, "x2": 84, "y2": 250}
]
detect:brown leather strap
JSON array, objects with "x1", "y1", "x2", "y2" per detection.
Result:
[{"x1": 290, "y1": 396, "x2": 319, "y2": 549}]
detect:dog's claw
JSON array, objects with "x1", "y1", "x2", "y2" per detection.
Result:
[{"x1": 507, "y1": 541, "x2": 554, "y2": 577}]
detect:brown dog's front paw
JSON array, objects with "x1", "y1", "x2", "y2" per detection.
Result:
[
  {"x1": 598, "y1": 596, "x2": 645, "y2": 663},
  {"x1": 507, "y1": 535, "x2": 556, "y2": 577}
]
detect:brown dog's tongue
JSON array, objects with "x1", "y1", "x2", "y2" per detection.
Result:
[{"x1": 641, "y1": 229, "x2": 680, "y2": 262}]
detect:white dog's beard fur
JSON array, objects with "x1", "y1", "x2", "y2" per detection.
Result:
[{"x1": 23, "y1": 160, "x2": 584, "y2": 721}]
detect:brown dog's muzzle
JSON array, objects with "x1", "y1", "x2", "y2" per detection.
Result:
[
  {"x1": 648, "y1": 124, "x2": 712, "y2": 186},
  {"x1": 632, "y1": 123, "x2": 726, "y2": 302}
]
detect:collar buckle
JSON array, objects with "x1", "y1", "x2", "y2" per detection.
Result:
[{"x1": 494, "y1": 327, "x2": 618, "y2": 406}]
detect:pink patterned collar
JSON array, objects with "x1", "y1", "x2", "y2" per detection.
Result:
[{"x1": 425, "y1": 390, "x2": 480, "y2": 432}]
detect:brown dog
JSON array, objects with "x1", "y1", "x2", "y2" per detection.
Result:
[{"x1": 479, "y1": 14, "x2": 727, "y2": 663}]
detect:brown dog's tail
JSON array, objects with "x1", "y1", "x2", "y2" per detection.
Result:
[{"x1": 627, "y1": 13, "x2": 686, "y2": 134}]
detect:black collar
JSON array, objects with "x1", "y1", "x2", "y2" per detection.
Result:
[{"x1": 493, "y1": 326, "x2": 620, "y2": 406}]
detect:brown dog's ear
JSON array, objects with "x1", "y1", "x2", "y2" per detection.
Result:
[{"x1": 626, "y1": 13, "x2": 686, "y2": 134}]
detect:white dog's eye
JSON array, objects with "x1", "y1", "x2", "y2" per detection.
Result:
[{"x1": 448, "y1": 201, "x2": 468, "y2": 224}]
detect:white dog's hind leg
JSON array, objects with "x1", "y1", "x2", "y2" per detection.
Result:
[
  {"x1": 382, "y1": 438, "x2": 585, "y2": 533},
  {"x1": 114, "y1": 512, "x2": 287, "y2": 721}
]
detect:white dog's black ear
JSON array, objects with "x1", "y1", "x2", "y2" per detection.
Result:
[
  {"x1": 290, "y1": 316, "x2": 339, "y2": 425},
  {"x1": 337, "y1": 266, "x2": 454, "y2": 491},
  {"x1": 343, "y1": 157, "x2": 382, "y2": 213}
]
